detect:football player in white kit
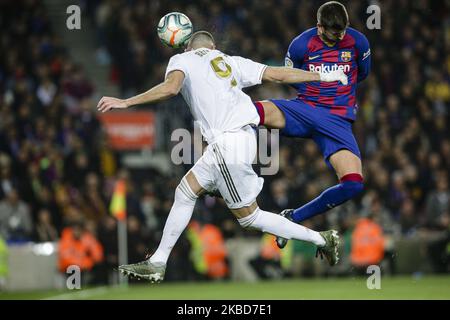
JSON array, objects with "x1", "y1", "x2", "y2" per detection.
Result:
[{"x1": 97, "y1": 31, "x2": 347, "y2": 282}]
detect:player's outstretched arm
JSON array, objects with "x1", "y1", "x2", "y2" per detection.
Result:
[
  {"x1": 97, "y1": 70, "x2": 184, "y2": 113},
  {"x1": 262, "y1": 66, "x2": 348, "y2": 85}
]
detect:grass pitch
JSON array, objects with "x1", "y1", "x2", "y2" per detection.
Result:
[{"x1": 1, "y1": 275, "x2": 449, "y2": 300}]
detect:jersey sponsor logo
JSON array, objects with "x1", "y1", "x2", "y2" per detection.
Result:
[
  {"x1": 309, "y1": 63, "x2": 350, "y2": 73},
  {"x1": 308, "y1": 54, "x2": 321, "y2": 61},
  {"x1": 340, "y1": 51, "x2": 352, "y2": 62},
  {"x1": 285, "y1": 57, "x2": 293, "y2": 68}
]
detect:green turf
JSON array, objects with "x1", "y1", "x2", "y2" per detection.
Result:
[{"x1": 1, "y1": 276, "x2": 449, "y2": 300}]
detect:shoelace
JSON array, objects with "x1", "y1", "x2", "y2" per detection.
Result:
[
  {"x1": 144, "y1": 249, "x2": 153, "y2": 260},
  {"x1": 315, "y1": 248, "x2": 324, "y2": 260}
]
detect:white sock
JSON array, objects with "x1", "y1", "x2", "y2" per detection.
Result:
[
  {"x1": 237, "y1": 208, "x2": 325, "y2": 246},
  {"x1": 149, "y1": 178, "x2": 198, "y2": 264}
]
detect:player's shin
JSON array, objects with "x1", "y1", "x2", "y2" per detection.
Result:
[
  {"x1": 237, "y1": 207, "x2": 325, "y2": 246},
  {"x1": 291, "y1": 173, "x2": 364, "y2": 223},
  {"x1": 149, "y1": 178, "x2": 198, "y2": 264}
]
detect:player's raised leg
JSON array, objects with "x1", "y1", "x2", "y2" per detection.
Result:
[
  {"x1": 276, "y1": 149, "x2": 364, "y2": 248},
  {"x1": 292, "y1": 149, "x2": 363, "y2": 221},
  {"x1": 254, "y1": 100, "x2": 364, "y2": 249},
  {"x1": 119, "y1": 171, "x2": 205, "y2": 282},
  {"x1": 212, "y1": 126, "x2": 339, "y2": 265},
  {"x1": 230, "y1": 202, "x2": 340, "y2": 266}
]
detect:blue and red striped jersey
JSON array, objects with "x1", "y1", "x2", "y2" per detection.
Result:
[{"x1": 285, "y1": 27, "x2": 371, "y2": 120}]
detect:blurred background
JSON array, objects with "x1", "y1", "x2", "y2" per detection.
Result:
[{"x1": 0, "y1": 0, "x2": 449, "y2": 293}]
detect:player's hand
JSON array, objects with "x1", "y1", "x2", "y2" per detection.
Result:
[
  {"x1": 319, "y1": 70, "x2": 348, "y2": 85},
  {"x1": 97, "y1": 96, "x2": 128, "y2": 113}
]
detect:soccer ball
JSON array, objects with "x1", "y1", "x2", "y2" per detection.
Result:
[{"x1": 157, "y1": 12, "x2": 193, "y2": 48}]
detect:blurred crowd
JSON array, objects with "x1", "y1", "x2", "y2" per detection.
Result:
[{"x1": 0, "y1": 0, "x2": 449, "y2": 285}]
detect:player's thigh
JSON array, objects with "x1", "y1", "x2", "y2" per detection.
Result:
[
  {"x1": 262, "y1": 99, "x2": 314, "y2": 137},
  {"x1": 212, "y1": 129, "x2": 264, "y2": 210},
  {"x1": 329, "y1": 149, "x2": 362, "y2": 179},
  {"x1": 213, "y1": 158, "x2": 263, "y2": 211},
  {"x1": 189, "y1": 149, "x2": 216, "y2": 195},
  {"x1": 255, "y1": 100, "x2": 286, "y2": 129},
  {"x1": 313, "y1": 113, "x2": 362, "y2": 178}
]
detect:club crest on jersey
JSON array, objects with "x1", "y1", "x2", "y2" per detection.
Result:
[{"x1": 340, "y1": 51, "x2": 352, "y2": 62}]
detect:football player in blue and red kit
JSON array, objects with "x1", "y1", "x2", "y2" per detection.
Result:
[{"x1": 254, "y1": 1, "x2": 371, "y2": 249}]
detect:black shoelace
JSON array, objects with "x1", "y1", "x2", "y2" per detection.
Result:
[{"x1": 315, "y1": 248, "x2": 324, "y2": 260}]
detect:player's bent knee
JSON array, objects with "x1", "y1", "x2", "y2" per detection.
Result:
[
  {"x1": 340, "y1": 173, "x2": 364, "y2": 199},
  {"x1": 236, "y1": 207, "x2": 260, "y2": 229},
  {"x1": 175, "y1": 178, "x2": 198, "y2": 204},
  {"x1": 253, "y1": 100, "x2": 285, "y2": 128}
]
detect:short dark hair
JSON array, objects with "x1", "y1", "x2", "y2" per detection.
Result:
[
  {"x1": 317, "y1": 1, "x2": 349, "y2": 31},
  {"x1": 188, "y1": 31, "x2": 215, "y2": 49}
]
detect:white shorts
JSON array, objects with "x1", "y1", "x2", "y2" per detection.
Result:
[{"x1": 191, "y1": 125, "x2": 264, "y2": 209}]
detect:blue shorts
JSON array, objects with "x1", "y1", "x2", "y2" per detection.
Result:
[{"x1": 270, "y1": 99, "x2": 361, "y2": 168}]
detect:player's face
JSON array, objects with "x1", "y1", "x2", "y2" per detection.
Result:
[{"x1": 318, "y1": 25, "x2": 346, "y2": 43}]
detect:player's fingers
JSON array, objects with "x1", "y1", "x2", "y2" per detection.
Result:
[
  {"x1": 101, "y1": 104, "x2": 111, "y2": 113},
  {"x1": 338, "y1": 71, "x2": 348, "y2": 85},
  {"x1": 101, "y1": 96, "x2": 111, "y2": 104},
  {"x1": 98, "y1": 97, "x2": 111, "y2": 109},
  {"x1": 97, "y1": 98, "x2": 105, "y2": 109},
  {"x1": 342, "y1": 75, "x2": 348, "y2": 85},
  {"x1": 98, "y1": 100, "x2": 108, "y2": 111},
  {"x1": 100, "y1": 102, "x2": 111, "y2": 112},
  {"x1": 98, "y1": 103, "x2": 105, "y2": 111},
  {"x1": 342, "y1": 72, "x2": 348, "y2": 85}
]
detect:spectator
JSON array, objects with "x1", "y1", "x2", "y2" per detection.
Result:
[
  {"x1": 399, "y1": 198, "x2": 418, "y2": 235},
  {"x1": 34, "y1": 208, "x2": 58, "y2": 242},
  {"x1": 97, "y1": 216, "x2": 118, "y2": 283},
  {"x1": 127, "y1": 215, "x2": 150, "y2": 263},
  {"x1": 350, "y1": 215, "x2": 385, "y2": 274},
  {"x1": 362, "y1": 191, "x2": 399, "y2": 236},
  {"x1": 139, "y1": 182, "x2": 159, "y2": 232},
  {"x1": 36, "y1": 77, "x2": 57, "y2": 107},
  {"x1": 58, "y1": 220, "x2": 104, "y2": 285},
  {"x1": 425, "y1": 176, "x2": 450, "y2": 230},
  {"x1": 0, "y1": 156, "x2": 17, "y2": 200},
  {"x1": 187, "y1": 220, "x2": 228, "y2": 281},
  {"x1": 81, "y1": 172, "x2": 108, "y2": 223},
  {"x1": 62, "y1": 64, "x2": 94, "y2": 113},
  {"x1": 0, "y1": 189, "x2": 32, "y2": 241}
]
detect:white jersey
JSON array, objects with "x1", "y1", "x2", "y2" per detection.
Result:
[{"x1": 165, "y1": 48, "x2": 267, "y2": 144}]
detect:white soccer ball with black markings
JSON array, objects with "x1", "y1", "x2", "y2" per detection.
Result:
[{"x1": 157, "y1": 12, "x2": 193, "y2": 48}]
